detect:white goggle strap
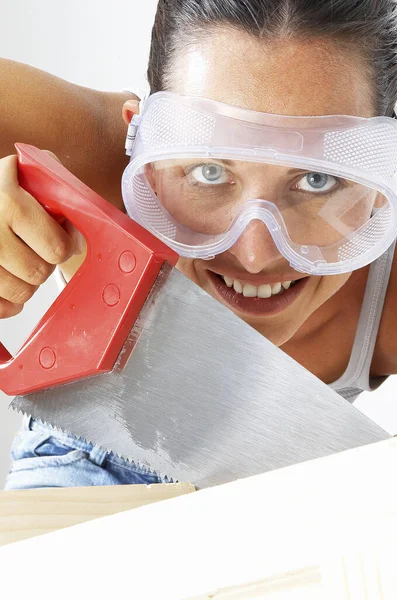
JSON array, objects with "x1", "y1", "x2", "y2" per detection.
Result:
[{"x1": 125, "y1": 114, "x2": 142, "y2": 156}]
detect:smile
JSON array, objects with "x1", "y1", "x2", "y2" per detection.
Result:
[
  {"x1": 222, "y1": 276, "x2": 296, "y2": 298},
  {"x1": 208, "y1": 272, "x2": 309, "y2": 316}
]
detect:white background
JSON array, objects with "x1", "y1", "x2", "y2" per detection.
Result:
[{"x1": 0, "y1": 0, "x2": 396, "y2": 487}]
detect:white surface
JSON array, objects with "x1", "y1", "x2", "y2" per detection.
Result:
[
  {"x1": 0, "y1": 0, "x2": 157, "y2": 92},
  {"x1": 355, "y1": 377, "x2": 397, "y2": 434},
  {"x1": 0, "y1": 0, "x2": 397, "y2": 488},
  {"x1": 1, "y1": 439, "x2": 397, "y2": 598}
]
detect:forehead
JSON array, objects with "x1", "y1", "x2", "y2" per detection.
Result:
[{"x1": 170, "y1": 28, "x2": 375, "y2": 118}]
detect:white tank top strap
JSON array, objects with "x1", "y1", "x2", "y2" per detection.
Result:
[{"x1": 329, "y1": 239, "x2": 397, "y2": 402}]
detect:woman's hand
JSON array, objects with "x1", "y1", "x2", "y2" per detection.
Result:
[{"x1": 0, "y1": 153, "x2": 82, "y2": 318}]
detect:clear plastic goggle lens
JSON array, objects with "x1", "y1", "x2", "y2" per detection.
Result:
[{"x1": 125, "y1": 157, "x2": 392, "y2": 271}]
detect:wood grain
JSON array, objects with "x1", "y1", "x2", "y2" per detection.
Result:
[{"x1": 0, "y1": 482, "x2": 195, "y2": 546}]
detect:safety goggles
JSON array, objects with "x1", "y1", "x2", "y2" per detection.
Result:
[{"x1": 122, "y1": 92, "x2": 397, "y2": 275}]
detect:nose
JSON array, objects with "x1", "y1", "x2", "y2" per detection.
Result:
[{"x1": 228, "y1": 219, "x2": 282, "y2": 274}]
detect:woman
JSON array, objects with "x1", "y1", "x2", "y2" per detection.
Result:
[{"x1": 3, "y1": 0, "x2": 397, "y2": 489}]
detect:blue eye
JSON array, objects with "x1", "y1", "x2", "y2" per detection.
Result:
[
  {"x1": 297, "y1": 172, "x2": 337, "y2": 193},
  {"x1": 190, "y1": 164, "x2": 230, "y2": 185}
]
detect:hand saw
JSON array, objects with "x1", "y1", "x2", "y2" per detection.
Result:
[{"x1": 0, "y1": 144, "x2": 389, "y2": 489}]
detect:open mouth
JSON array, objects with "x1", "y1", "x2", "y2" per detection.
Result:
[{"x1": 208, "y1": 272, "x2": 309, "y2": 316}]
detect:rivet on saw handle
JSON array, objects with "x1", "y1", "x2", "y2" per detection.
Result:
[{"x1": 0, "y1": 144, "x2": 178, "y2": 396}]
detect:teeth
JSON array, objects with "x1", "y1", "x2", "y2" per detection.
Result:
[
  {"x1": 223, "y1": 277, "x2": 293, "y2": 298},
  {"x1": 271, "y1": 282, "x2": 282, "y2": 295},
  {"x1": 258, "y1": 284, "x2": 271, "y2": 298},
  {"x1": 243, "y1": 284, "x2": 257, "y2": 298},
  {"x1": 224, "y1": 277, "x2": 234, "y2": 288},
  {"x1": 233, "y1": 280, "x2": 243, "y2": 294}
]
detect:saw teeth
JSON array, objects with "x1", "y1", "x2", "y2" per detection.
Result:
[{"x1": 9, "y1": 402, "x2": 171, "y2": 481}]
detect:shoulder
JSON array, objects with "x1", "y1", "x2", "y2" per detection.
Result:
[
  {"x1": 0, "y1": 59, "x2": 136, "y2": 211},
  {"x1": 373, "y1": 245, "x2": 397, "y2": 375}
]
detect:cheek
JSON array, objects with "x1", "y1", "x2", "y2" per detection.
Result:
[
  {"x1": 143, "y1": 163, "x2": 156, "y2": 191},
  {"x1": 176, "y1": 257, "x2": 200, "y2": 282},
  {"x1": 176, "y1": 258, "x2": 214, "y2": 291},
  {"x1": 316, "y1": 272, "x2": 352, "y2": 305}
]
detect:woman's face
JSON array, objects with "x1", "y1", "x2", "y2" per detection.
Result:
[{"x1": 139, "y1": 30, "x2": 376, "y2": 346}]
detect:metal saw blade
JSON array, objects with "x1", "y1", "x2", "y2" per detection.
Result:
[{"x1": 11, "y1": 268, "x2": 389, "y2": 488}]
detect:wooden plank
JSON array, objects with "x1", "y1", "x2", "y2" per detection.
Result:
[
  {"x1": 0, "y1": 482, "x2": 195, "y2": 546},
  {"x1": 1, "y1": 440, "x2": 397, "y2": 598},
  {"x1": 1, "y1": 439, "x2": 397, "y2": 598}
]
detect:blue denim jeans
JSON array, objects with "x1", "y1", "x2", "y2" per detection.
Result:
[{"x1": 5, "y1": 416, "x2": 166, "y2": 489}]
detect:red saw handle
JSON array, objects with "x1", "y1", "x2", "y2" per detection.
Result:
[{"x1": 0, "y1": 144, "x2": 178, "y2": 396}]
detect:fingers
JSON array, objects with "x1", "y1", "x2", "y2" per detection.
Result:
[
  {"x1": 0, "y1": 152, "x2": 82, "y2": 319},
  {"x1": 0, "y1": 261, "x2": 41, "y2": 318}
]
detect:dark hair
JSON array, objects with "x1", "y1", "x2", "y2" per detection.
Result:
[{"x1": 147, "y1": 0, "x2": 397, "y2": 116}]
